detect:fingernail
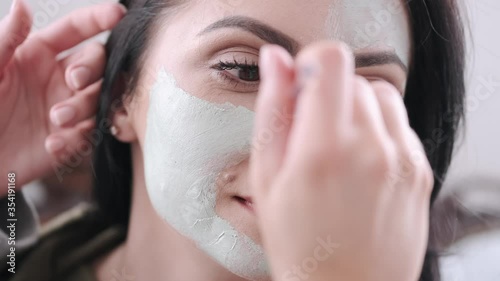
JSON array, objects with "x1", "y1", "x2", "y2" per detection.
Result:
[
  {"x1": 45, "y1": 137, "x2": 65, "y2": 153},
  {"x1": 70, "y1": 67, "x2": 91, "y2": 90},
  {"x1": 298, "y1": 63, "x2": 318, "y2": 83},
  {"x1": 296, "y1": 60, "x2": 319, "y2": 96},
  {"x1": 51, "y1": 106, "x2": 76, "y2": 126}
]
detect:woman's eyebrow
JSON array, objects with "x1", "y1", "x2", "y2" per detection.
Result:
[
  {"x1": 198, "y1": 16, "x2": 407, "y2": 73},
  {"x1": 355, "y1": 51, "x2": 408, "y2": 73},
  {"x1": 197, "y1": 16, "x2": 300, "y2": 55}
]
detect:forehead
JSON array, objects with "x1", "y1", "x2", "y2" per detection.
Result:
[{"x1": 174, "y1": 0, "x2": 412, "y2": 65}]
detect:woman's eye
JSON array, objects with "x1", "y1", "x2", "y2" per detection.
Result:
[
  {"x1": 226, "y1": 66, "x2": 260, "y2": 82},
  {"x1": 213, "y1": 59, "x2": 260, "y2": 83}
]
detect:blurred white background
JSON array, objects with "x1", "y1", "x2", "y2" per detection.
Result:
[
  {"x1": 1, "y1": 0, "x2": 499, "y2": 280},
  {"x1": 444, "y1": 1, "x2": 500, "y2": 190}
]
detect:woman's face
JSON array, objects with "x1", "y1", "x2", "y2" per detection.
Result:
[{"x1": 122, "y1": 0, "x2": 411, "y2": 279}]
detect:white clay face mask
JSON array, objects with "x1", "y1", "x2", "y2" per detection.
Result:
[
  {"x1": 326, "y1": 0, "x2": 411, "y2": 65},
  {"x1": 144, "y1": 68, "x2": 269, "y2": 281}
]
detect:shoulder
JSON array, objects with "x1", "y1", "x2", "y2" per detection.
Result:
[{"x1": 2, "y1": 203, "x2": 126, "y2": 281}]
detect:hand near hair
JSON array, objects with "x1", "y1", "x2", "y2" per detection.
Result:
[
  {"x1": 250, "y1": 43, "x2": 433, "y2": 281},
  {"x1": 0, "y1": 0, "x2": 126, "y2": 194}
]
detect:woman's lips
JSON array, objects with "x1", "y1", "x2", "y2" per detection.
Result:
[{"x1": 233, "y1": 196, "x2": 254, "y2": 213}]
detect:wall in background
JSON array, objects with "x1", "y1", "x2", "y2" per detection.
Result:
[{"x1": 445, "y1": 1, "x2": 500, "y2": 190}]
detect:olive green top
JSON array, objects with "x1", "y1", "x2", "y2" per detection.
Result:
[{"x1": 1, "y1": 204, "x2": 126, "y2": 281}]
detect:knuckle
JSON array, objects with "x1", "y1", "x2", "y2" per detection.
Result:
[
  {"x1": 408, "y1": 129, "x2": 426, "y2": 152},
  {"x1": 359, "y1": 137, "x2": 398, "y2": 182},
  {"x1": 354, "y1": 75, "x2": 372, "y2": 92},
  {"x1": 404, "y1": 134, "x2": 432, "y2": 184},
  {"x1": 5, "y1": 39, "x2": 17, "y2": 54},
  {"x1": 371, "y1": 80, "x2": 400, "y2": 97},
  {"x1": 6, "y1": 33, "x2": 24, "y2": 53},
  {"x1": 90, "y1": 12, "x2": 108, "y2": 33},
  {"x1": 396, "y1": 148, "x2": 418, "y2": 183},
  {"x1": 420, "y1": 163, "x2": 435, "y2": 196},
  {"x1": 402, "y1": 147, "x2": 434, "y2": 195},
  {"x1": 372, "y1": 81, "x2": 405, "y2": 108},
  {"x1": 10, "y1": 35, "x2": 21, "y2": 47},
  {"x1": 375, "y1": 147, "x2": 398, "y2": 182}
]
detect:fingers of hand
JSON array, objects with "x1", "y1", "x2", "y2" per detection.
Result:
[
  {"x1": 61, "y1": 42, "x2": 106, "y2": 91},
  {"x1": 0, "y1": 0, "x2": 32, "y2": 71},
  {"x1": 50, "y1": 80, "x2": 101, "y2": 127},
  {"x1": 34, "y1": 2, "x2": 126, "y2": 53},
  {"x1": 251, "y1": 42, "x2": 433, "y2": 198},
  {"x1": 370, "y1": 81, "x2": 433, "y2": 193},
  {"x1": 251, "y1": 45, "x2": 295, "y2": 192},
  {"x1": 45, "y1": 118, "x2": 96, "y2": 159},
  {"x1": 352, "y1": 77, "x2": 387, "y2": 135},
  {"x1": 287, "y1": 42, "x2": 355, "y2": 167},
  {"x1": 370, "y1": 81, "x2": 409, "y2": 142},
  {"x1": 294, "y1": 41, "x2": 355, "y2": 132}
]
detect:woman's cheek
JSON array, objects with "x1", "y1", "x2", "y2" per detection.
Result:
[{"x1": 142, "y1": 68, "x2": 269, "y2": 280}]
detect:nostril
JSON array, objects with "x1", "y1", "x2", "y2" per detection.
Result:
[
  {"x1": 233, "y1": 196, "x2": 253, "y2": 206},
  {"x1": 233, "y1": 196, "x2": 254, "y2": 213},
  {"x1": 233, "y1": 196, "x2": 246, "y2": 203}
]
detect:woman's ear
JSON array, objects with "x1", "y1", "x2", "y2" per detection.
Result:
[
  {"x1": 111, "y1": 104, "x2": 137, "y2": 143},
  {"x1": 110, "y1": 73, "x2": 138, "y2": 143}
]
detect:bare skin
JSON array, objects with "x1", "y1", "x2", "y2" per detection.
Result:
[
  {"x1": 0, "y1": 0, "x2": 126, "y2": 192},
  {"x1": 251, "y1": 44, "x2": 432, "y2": 281},
  {"x1": 0, "y1": 1, "x2": 433, "y2": 281}
]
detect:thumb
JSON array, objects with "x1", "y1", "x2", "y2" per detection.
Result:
[
  {"x1": 0, "y1": 0, "x2": 32, "y2": 73},
  {"x1": 250, "y1": 45, "x2": 295, "y2": 196}
]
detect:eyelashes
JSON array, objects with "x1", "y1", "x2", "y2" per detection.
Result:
[
  {"x1": 210, "y1": 56, "x2": 402, "y2": 94},
  {"x1": 211, "y1": 57, "x2": 260, "y2": 90}
]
